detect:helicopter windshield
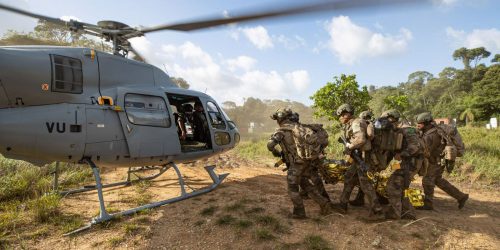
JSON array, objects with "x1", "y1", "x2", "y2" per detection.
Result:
[{"x1": 219, "y1": 104, "x2": 237, "y2": 130}]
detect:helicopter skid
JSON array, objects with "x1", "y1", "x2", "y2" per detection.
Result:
[
  {"x1": 58, "y1": 165, "x2": 170, "y2": 196},
  {"x1": 63, "y1": 158, "x2": 229, "y2": 236}
]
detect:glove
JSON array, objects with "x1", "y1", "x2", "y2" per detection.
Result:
[
  {"x1": 272, "y1": 150, "x2": 281, "y2": 158},
  {"x1": 345, "y1": 143, "x2": 353, "y2": 149},
  {"x1": 445, "y1": 160, "x2": 455, "y2": 173}
]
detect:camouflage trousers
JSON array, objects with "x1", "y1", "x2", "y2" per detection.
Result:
[
  {"x1": 386, "y1": 168, "x2": 416, "y2": 219},
  {"x1": 340, "y1": 164, "x2": 382, "y2": 214},
  {"x1": 422, "y1": 159, "x2": 467, "y2": 207},
  {"x1": 287, "y1": 162, "x2": 330, "y2": 210}
]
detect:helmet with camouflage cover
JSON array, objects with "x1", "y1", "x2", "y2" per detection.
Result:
[
  {"x1": 336, "y1": 103, "x2": 354, "y2": 116},
  {"x1": 359, "y1": 110, "x2": 373, "y2": 120},
  {"x1": 381, "y1": 109, "x2": 401, "y2": 121},
  {"x1": 271, "y1": 108, "x2": 294, "y2": 122},
  {"x1": 416, "y1": 112, "x2": 433, "y2": 123}
]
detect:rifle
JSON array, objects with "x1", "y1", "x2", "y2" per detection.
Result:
[{"x1": 338, "y1": 136, "x2": 370, "y2": 172}]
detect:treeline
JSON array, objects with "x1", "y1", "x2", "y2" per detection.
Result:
[{"x1": 367, "y1": 47, "x2": 499, "y2": 125}]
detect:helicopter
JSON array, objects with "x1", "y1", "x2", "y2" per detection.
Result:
[{"x1": 0, "y1": 0, "x2": 423, "y2": 234}]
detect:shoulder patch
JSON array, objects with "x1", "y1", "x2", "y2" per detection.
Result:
[{"x1": 407, "y1": 127, "x2": 416, "y2": 135}]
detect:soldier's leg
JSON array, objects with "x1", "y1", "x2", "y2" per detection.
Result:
[
  {"x1": 349, "y1": 186, "x2": 365, "y2": 206},
  {"x1": 287, "y1": 165, "x2": 306, "y2": 218},
  {"x1": 386, "y1": 171, "x2": 404, "y2": 219},
  {"x1": 299, "y1": 175, "x2": 332, "y2": 215},
  {"x1": 421, "y1": 162, "x2": 439, "y2": 210},
  {"x1": 310, "y1": 167, "x2": 330, "y2": 201},
  {"x1": 339, "y1": 165, "x2": 358, "y2": 204},
  {"x1": 357, "y1": 168, "x2": 384, "y2": 218},
  {"x1": 434, "y1": 167, "x2": 469, "y2": 209}
]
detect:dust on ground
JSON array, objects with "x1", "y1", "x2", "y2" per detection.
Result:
[{"x1": 24, "y1": 152, "x2": 500, "y2": 249}]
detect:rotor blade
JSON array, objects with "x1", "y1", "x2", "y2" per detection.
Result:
[
  {"x1": 129, "y1": 44, "x2": 146, "y2": 63},
  {"x1": 0, "y1": 3, "x2": 100, "y2": 30},
  {"x1": 140, "y1": 0, "x2": 423, "y2": 33}
]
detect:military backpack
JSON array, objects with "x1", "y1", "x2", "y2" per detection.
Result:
[
  {"x1": 436, "y1": 124, "x2": 465, "y2": 159},
  {"x1": 280, "y1": 123, "x2": 329, "y2": 161}
]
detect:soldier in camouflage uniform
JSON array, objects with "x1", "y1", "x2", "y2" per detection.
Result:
[
  {"x1": 290, "y1": 112, "x2": 331, "y2": 202},
  {"x1": 347, "y1": 110, "x2": 375, "y2": 207},
  {"x1": 267, "y1": 108, "x2": 333, "y2": 218},
  {"x1": 381, "y1": 110, "x2": 421, "y2": 220},
  {"x1": 333, "y1": 104, "x2": 385, "y2": 220},
  {"x1": 416, "y1": 112, "x2": 469, "y2": 210}
]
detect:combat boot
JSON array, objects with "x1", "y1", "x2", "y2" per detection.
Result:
[
  {"x1": 458, "y1": 194, "x2": 469, "y2": 209},
  {"x1": 292, "y1": 206, "x2": 307, "y2": 219},
  {"x1": 331, "y1": 202, "x2": 348, "y2": 214},
  {"x1": 349, "y1": 190, "x2": 365, "y2": 207},
  {"x1": 416, "y1": 200, "x2": 433, "y2": 210}
]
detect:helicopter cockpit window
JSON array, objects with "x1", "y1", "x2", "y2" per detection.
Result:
[
  {"x1": 124, "y1": 94, "x2": 170, "y2": 127},
  {"x1": 50, "y1": 55, "x2": 83, "y2": 94},
  {"x1": 206, "y1": 101, "x2": 226, "y2": 130}
]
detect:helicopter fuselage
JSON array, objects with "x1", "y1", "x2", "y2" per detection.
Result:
[{"x1": 0, "y1": 46, "x2": 240, "y2": 168}]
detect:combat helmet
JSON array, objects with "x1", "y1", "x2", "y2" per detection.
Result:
[
  {"x1": 381, "y1": 109, "x2": 401, "y2": 121},
  {"x1": 359, "y1": 110, "x2": 373, "y2": 120},
  {"x1": 336, "y1": 103, "x2": 354, "y2": 116},
  {"x1": 271, "y1": 108, "x2": 294, "y2": 122},
  {"x1": 416, "y1": 112, "x2": 433, "y2": 123}
]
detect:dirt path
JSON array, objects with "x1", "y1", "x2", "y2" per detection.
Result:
[{"x1": 27, "y1": 153, "x2": 500, "y2": 249}]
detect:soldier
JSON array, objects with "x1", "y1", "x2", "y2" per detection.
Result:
[
  {"x1": 290, "y1": 112, "x2": 331, "y2": 202},
  {"x1": 347, "y1": 110, "x2": 375, "y2": 206},
  {"x1": 267, "y1": 108, "x2": 333, "y2": 218},
  {"x1": 416, "y1": 112, "x2": 469, "y2": 210},
  {"x1": 333, "y1": 104, "x2": 385, "y2": 220},
  {"x1": 380, "y1": 109, "x2": 421, "y2": 220}
]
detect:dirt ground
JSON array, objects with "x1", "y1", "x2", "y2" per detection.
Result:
[{"x1": 26, "y1": 152, "x2": 500, "y2": 249}]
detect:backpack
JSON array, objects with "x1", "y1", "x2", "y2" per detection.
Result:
[
  {"x1": 436, "y1": 124, "x2": 465, "y2": 158},
  {"x1": 372, "y1": 117, "x2": 403, "y2": 152},
  {"x1": 280, "y1": 123, "x2": 329, "y2": 160}
]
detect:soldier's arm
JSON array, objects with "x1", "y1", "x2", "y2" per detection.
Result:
[
  {"x1": 348, "y1": 120, "x2": 367, "y2": 149},
  {"x1": 267, "y1": 131, "x2": 284, "y2": 156}
]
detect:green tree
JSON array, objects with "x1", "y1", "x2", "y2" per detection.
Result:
[
  {"x1": 453, "y1": 47, "x2": 491, "y2": 69},
  {"x1": 310, "y1": 74, "x2": 371, "y2": 121},
  {"x1": 383, "y1": 94, "x2": 410, "y2": 113},
  {"x1": 491, "y1": 54, "x2": 500, "y2": 63},
  {"x1": 472, "y1": 64, "x2": 500, "y2": 119}
]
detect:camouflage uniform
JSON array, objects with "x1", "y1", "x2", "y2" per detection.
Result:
[
  {"x1": 417, "y1": 113, "x2": 468, "y2": 210},
  {"x1": 267, "y1": 112, "x2": 331, "y2": 218},
  {"x1": 386, "y1": 123, "x2": 422, "y2": 219},
  {"x1": 338, "y1": 116, "x2": 383, "y2": 217}
]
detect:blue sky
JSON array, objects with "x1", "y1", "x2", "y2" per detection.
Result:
[{"x1": 1, "y1": 0, "x2": 499, "y2": 106}]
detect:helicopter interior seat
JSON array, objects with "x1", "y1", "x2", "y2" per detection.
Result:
[{"x1": 167, "y1": 95, "x2": 212, "y2": 152}]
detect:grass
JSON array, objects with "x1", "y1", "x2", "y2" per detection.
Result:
[
  {"x1": 455, "y1": 127, "x2": 500, "y2": 182},
  {"x1": 29, "y1": 193, "x2": 61, "y2": 223},
  {"x1": 255, "y1": 215, "x2": 289, "y2": 233},
  {"x1": 303, "y1": 234, "x2": 331, "y2": 250},
  {"x1": 123, "y1": 223, "x2": 141, "y2": 235},
  {"x1": 234, "y1": 138, "x2": 273, "y2": 161},
  {"x1": 200, "y1": 205, "x2": 218, "y2": 216},
  {"x1": 255, "y1": 228, "x2": 275, "y2": 241},
  {"x1": 108, "y1": 236, "x2": 125, "y2": 247},
  {"x1": 216, "y1": 215, "x2": 237, "y2": 225},
  {"x1": 235, "y1": 219, "x2": 253, "y2": 229}
]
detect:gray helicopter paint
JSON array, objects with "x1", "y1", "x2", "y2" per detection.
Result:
[
  {"x1": 0, "y1": 103, "x2": 86, "y2": 164},
  {"x1": 0, "y1": 46, "x2": 240, "y2": 168}
]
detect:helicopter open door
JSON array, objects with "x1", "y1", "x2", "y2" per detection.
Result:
[
  {"x1": 204, "y1": 100, "x2": 234, "y2": 153},
  {"x1": 116, "y1": 88, "x2": 180, "y2": 159}
]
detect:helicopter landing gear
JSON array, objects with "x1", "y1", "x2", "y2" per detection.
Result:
[
  {"x1": 56, "y1": 165, "x2": 170, "y2": 196},
  {"x1": 64, "y1": 158, "x2": 228, "y2": 235}
]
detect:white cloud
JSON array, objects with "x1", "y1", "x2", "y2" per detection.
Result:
[
  {"x1": 325, "y1": 16, "x2": 412, "y2": 65},
  {"x1": 446, "y1": 27, "x2": 500, "y2": 52},
  {"x1": 224, "y1": 56, "x2": 257, "y2": 72},
  {"x1": 129, "y1": 37, "x2": 310, "y2": 105},
  {"x1": 241, "y1": 26, "x2": 274, "y2": 49}
]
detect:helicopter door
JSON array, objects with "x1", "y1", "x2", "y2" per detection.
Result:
[
  {"x1": 205, "y1": 101, "x2": 232, "y2": 152},
  {"x1": 116, "y1": 89, "x2": 180, "y2": 158}
]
